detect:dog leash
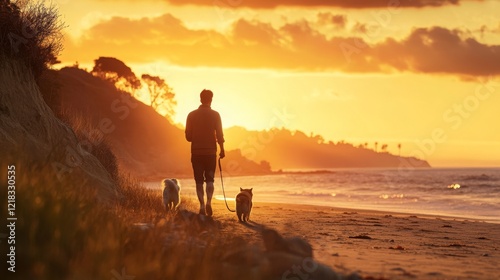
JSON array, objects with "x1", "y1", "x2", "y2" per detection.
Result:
[{"x1": 219, "y1": 157, "x2": 236, "y2": 212}]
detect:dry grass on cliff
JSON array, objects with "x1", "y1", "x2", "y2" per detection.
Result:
[{"x1": 0, "y1": 156, "x2": 242, "y2": 280}]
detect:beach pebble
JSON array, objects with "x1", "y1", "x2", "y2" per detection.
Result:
[{"x1": 349, "y1": 235, "x2": 372, "y2": 240}]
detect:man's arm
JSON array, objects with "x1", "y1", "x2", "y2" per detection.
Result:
[
  {"x1": 185, "y1": 113, "x2": 192, "y2": 142},
  {"x1": 218, "y1": 142, "x2": 225, "y2": 159},
  {"x1": 215, "y1": 113, "x2": 225, "y2": 158}
]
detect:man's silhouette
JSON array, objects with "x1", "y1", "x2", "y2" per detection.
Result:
[{"x1": 185, "y1": 89, "x2": 225, "y2": 216}]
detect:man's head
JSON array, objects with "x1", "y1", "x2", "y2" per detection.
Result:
[{"x1": 200, "y1": 89, "x2": 213, "y2": 105}]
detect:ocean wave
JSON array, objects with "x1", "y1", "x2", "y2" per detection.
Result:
[
  {"x1": 447, "y1": 183, "x2": 500, "y2": 192},
  {"x1": 288, "y1": 191, "x2": 338, "y2": 198},
  {"x1": 459, "y1": 174, "x2": 497, "y2": 182},
  {"x1": 379, "y1": 193, "x2": 405, "y2": 199}
]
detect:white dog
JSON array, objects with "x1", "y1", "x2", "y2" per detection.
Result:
[{"x1": 162, "y1": 178, "x2": 181, "y2": 212}]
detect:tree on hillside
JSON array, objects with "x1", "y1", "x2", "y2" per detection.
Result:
[
  {"x1": 398, "y1": 143, "x2": 402, "y2": 156},
  {"x1": 381, "y1": 144, "x2": 388, "y2": 152},
  {"x1": 91, "y1": 57, "x2": 141, "y2": 93},
  {"x1": 315, "y1": 135, "x2": 324, "y2": 144},
  {"x1": 141, "y1": 74, "x2": 176, "y2": 119},
  {"x1": 0, "y1": 0, "x2": 64, "y2": 77},
  {"x1": 374, "y1": 142, "x2": 378, "y2": 152}
]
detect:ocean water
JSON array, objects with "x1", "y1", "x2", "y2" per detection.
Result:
[{"x1": 147, "y1": 168, "x2": 500, "y2": 223}]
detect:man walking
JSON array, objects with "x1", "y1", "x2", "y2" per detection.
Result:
[{"x1": 185, "y1": 89, "x2": 225, "y2": 216}]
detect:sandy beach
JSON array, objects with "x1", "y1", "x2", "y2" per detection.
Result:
[{"x1": 209, "y1": 199, "x2": 500, "y2": 280}]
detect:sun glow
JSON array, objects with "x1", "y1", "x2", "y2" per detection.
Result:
[{"x1": 54, "y1": 0, "x2": 500, "y2": 167}]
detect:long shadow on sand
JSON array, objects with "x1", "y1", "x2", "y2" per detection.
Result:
[{"x1": 238, "y1": 220, "x2": 266, "y2": 232}]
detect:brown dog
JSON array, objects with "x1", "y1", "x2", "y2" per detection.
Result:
[{"x1": 235, "y1": 188, "x2": 253, "y2": 222}]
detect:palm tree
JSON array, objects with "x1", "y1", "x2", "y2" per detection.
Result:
[
  {"x1": 398, "y1": 143, "x2": 402, "y2": 156},
  {"x1": 374, "y1": 142, "x2": 378, "y2": 152}
]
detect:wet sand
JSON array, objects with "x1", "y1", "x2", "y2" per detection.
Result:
[{"x1": 210, "y1": 199, "x2": 500, "y2": 279}]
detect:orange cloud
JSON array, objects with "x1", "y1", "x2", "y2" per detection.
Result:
[
  {"x1": 64, "y1": 14, "x2": 500, "y2": 77},
  {"x1": 167, "y1": 0, "x2": 463, "y2": 9},
  {"x1": 317, "y1": 13, "x2": 347, "y2": 29},
  {"x1": 374, "y1": 27, "x2": 500, "y2": 76}
]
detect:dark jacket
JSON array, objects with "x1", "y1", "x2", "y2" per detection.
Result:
[{"x1": 185, "y1": 105, "x2": 224, "y2": 155}]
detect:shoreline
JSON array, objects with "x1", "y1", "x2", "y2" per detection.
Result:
[
  {"x1": 238, "y1": 199, "x2": 500, "y2": 225},
  {"x1": 148, "y1": 167, "x2": 500, "y2": 226},
  {"x1": 213, "y1": 191, "x2": 500, "y2": 225},
  {"x1": 210, "y1": 199, "x2": 500, "y2": 279},
  {"x1": 152, "y1": 166, "x2": 499, "y2": 181}
]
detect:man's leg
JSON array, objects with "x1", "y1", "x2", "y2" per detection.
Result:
[
  {"x1": 205, "y1": 182, "x2": 214, "y2": 216},
  {"x1": 196, "y1": 183, "x2": 205, "y2": 215},
  {"x1": 204, "y1": 155, "x2": 217, "y2": 217},
  {"x1": 191, "y1": 155, "x2": 206, "y2": 215}
]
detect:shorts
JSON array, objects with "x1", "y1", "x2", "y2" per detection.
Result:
[{"x1": 191, "y1": 154, "x2": 216, "y2": 184}]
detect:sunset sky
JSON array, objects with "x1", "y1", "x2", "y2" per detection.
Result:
[{"x1": 54, "y1": 0, "x2": 500, "y2": 167}]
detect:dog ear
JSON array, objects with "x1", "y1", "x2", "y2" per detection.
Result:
[{"x1": 250, "y1": 188, "x2": 253, "y2": 192}]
